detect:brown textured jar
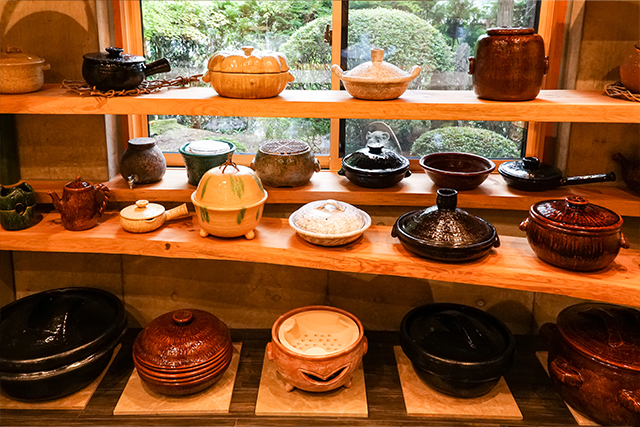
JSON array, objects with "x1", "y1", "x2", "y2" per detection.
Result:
[
  {"x1": 120, "y1": 137, "x2": 166, "y2": 189},
  {"x1": 469, "y1": 28, "x2": 548, "y2": 101}
]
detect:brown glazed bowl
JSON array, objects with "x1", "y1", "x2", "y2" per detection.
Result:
[
  {"x1": 266, "y1": 306, "x2": 368, "y2": 393},
  {"x1": 419, "y1": 152, "x2": 495, "y2": 191},
  {"x1": 133, "y1": 309, "x2": 233, "y2": 396},
  {"x1": 469, "y1": 28, "x2": 548, "y2": 101},
  {"x1": 519, "y1": 196, "x2": 630, "y2": 271},
  {"x1": 541, "y1": 303, "x2": 640, "y2": 426}
]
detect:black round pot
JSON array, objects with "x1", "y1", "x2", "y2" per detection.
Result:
[
  {"x1": 0, "y1": 288, "x2": 127, "y2": 401},
  {"x1": 400, "y1": 303, "x2": 515, "y2": 398},
  {"x1": 338, "y1": 143, "x2": 411, "y2": 188},
  {"x1": 82, "y1": 47, "x2": 171, "y2": 91},
  {"x1": 498, "y1": 157, "x2": 615, "y2": 191},
  {"x1": 391, "y1": 188, "x2": 500, "y2": 262}
]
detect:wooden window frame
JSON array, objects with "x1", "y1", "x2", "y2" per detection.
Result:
[{"x1": 113, "y1": 0, "x2": 567, "y2": 170}]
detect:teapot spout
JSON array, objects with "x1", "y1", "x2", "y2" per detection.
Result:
[{"x1": 48, "y1": 191, "x2": 63, "y2": 212}]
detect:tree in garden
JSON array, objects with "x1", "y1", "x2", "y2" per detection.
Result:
[{"x1": 410, "y1": 127, "x2": 521, "y2": 158}]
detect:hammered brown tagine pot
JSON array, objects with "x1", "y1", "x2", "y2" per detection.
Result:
[{"x1": 48, "y1": 177, "x2": 110, "y2": 231}]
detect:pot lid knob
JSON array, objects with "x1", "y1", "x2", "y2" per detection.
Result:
[
  {"x1": 106, "y1": 47, "x2": 124, "y2": 58},
  {"x1": 135, "y1": 200, "x2": 149, "y2": 209},
  {"x1": 367, "y1": 143, "x2": 384, "y2": 155},
  {"x1": 522, "y1": 157, "x2": 540, "y2": 170},
  {"x1": 241, "y1": 46, "x2": 254, "y2": 56},
  {"x1": 371, "y1": 48, "x2": 384, "y2": 63},
  {"x1": 172, "y1": 310, "x2": 193, "y2": 326},
  {"x1": 436, "y1": 188, "x2": 458, "y2": 211},
  {"x1": 565, "y1": 195, "x2": 589, "y2": 208}
]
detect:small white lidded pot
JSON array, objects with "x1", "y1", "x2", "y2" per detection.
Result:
[{"x1": 120, "y1": 200, "x2": 189, "y2": 233}]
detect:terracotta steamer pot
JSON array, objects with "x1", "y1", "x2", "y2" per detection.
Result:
[
  {"x1": 250, "y1": 140, "x2": 320, "y2": 188},
  {"x1": 48, "y1": 177, "x2": 110, "y2": 231},
  {"x1": 0, "y1": 47, "x2": 50, "y2": 94},
  {"x1": 620, "y1": 43, "x2": 640, "y2": 94},
  {"x1": 267, "y1": 306, "x2": 368, "y2": 393},
  {"x1": 519, "y1": 196, "x2": 629, "y2": 271},
  {"x1": 469, "y1": 28, "x2": 549, "y2": 101},
  {"x1": 541, "y1": 303, "x2": 640, "y2": 426}
]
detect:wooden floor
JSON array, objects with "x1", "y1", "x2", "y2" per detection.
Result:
[{"x1": 1, "y1": 330, "x2": 578, "y2": 427}]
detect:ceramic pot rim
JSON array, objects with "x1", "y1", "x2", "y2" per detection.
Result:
[
  {"x1": 271, "y1": 306, "x2": 365, "y2": 360},
  {"x1": 341, "y1": 153, "x2": 410, "y2": 175},
  {"x1": 178, "y1": 141, "x2": 235, "y2": 157},
  {"x1": 419, "y1": 152, "x2": 496, "y2": 177},
  {"x1": 190, "y1": 190, "x2": 268, "y2": 212},
  {"x1": 288, "y1": 206, "x2": 371, "y2": 240}
]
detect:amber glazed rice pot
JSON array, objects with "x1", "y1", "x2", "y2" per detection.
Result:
[
  {"x1": 541, "y1": 303, "x2": 640, "y2": 426},
  {"x1": 469, "y1": 28, "x2": 548, "y2": 101},
  {"x1": 267, "y1": 305, "x2": 368, "y2": 393},
  {"x1": 0, "y1": 288, "x2": 127, "y2": 401},
  {"x1": 519, "y1": 196, "x2": 629, "y2": 271}
]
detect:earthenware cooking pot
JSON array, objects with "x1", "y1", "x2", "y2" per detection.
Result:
[
  {"x1": 339, "y1": 142, "x2": 411, "y2": 188},
  {"x1": 203, "y1": 46, "x2": 294, "y2": 98},
  {"x1": 267, "y1": 306, "x2": 367, "y2": 392},
  {"x1": 120, "y1": 137, "x2": 166, "y2": 189},
  {"x1": 540, "y1": 303, "x2": 640, "y2": 426},
  {"x1": 469, "y1": 28, "x2": 548, "y2": 101},
  {"x1": 499, "y1": 157, "x2": 616, "y2": 191},
  {"x1": 0, "y1": 182, "x2": 36, "y2": 230},
  {"x1": 0, "y1": 47, "x2": 50, "y2": 94},
  {"x1": 519, "y1": 196, "x2": 629, "y2": 271},
  {"x1": 420, "y1": 152, "x2": 496, "y2": 191},
  {"x1": 0, "y1": 288, "x2": 127, "y2": 400},
  {"x1": 392, "y1": 188, "x2": 500, "y2": 262},
  {"x1": 120, "y1": 200, "x2": 189, "y2": 233},
  {"x1": 133, "y1": 309, "x2": 233, "y2": 396},
  {"x1": 400, "y1": 303, "x2": 515, "y2": 398},
  {"x1": 620, "y1": 43, "x2": 640, "y2": 94},
  {"x1": 48, "y1": 177, "x2": 110, "y2": 231},
  {"x1": 332, "y1": 48, "x2": 421, "y2": 100},
  {"x1": 250, "y1": 140, "x2": 320, "y2": 187},
  {"x1": 82, "y1": 47, "x2": 171, "y2": 91}
]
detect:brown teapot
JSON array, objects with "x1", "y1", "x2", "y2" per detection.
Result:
[{"x1": 48, "y1": 177, "x2": 110, "y2": 231}]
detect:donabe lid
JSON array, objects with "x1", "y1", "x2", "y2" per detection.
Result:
[
  {"x1": 120, "y1": 200, "x2": 165, "y2": 221},
  {"x1": 0, "y1": 288, "x2": 126, "y2": 373},
  {"x1": 0, "y1": 47, "x2": 45, "y2": 66},
  {"x1": 292, "y1": 199, "x2": 366, "y2": 235},
  {"x1": 83, "y1": 47, "x2": 145, "y2": 64},
  {"x1": 133, "y1": 309, "x2": 231, "y2": 369},
  {"x1": 498, "y1": 157, "x2": 562, "y2": 184},
  {"x1": 341, "y1": 48, "x2": 416, "y2": 82},
  {"x1": 530, "y1": 196, "x2": 623, "y2": 232},
  {"x1": 557, "y1": 303, "x2": 640, "y2": 371},
  {"x1": 343, "y1": 143, "x2": 409, "y2": 173},
  {"x1": 208, "y1": 46, "x2": 290, "y2": 74},
  {"x1": 260, "y1": 140, "x2": 309, "y2": 156}
]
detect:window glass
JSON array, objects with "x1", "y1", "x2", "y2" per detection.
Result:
[{"x1": 343, "y1": 0, "x2": 538, "y2": 159}]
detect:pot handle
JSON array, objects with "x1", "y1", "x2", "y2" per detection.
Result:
[
  {"x1": 165, "y1": 203, "x2": 189, "y2": 222},
  {"x1": 313, "y1": 157, "x2": 321, "y2": 173},
  {"x1": 468, "y1": 57, "x2": 475, "y2": 74},
  {"x1": 202, "y1": 70, "x2": 211, "y2": 83},
  {"x1": 391, "y1": 222, "x2": 398, "y2": 238},
  {"x1": 362, "y1": 335, "x2": 369, "y2": 356},
  {"x1": 619, "y1": 389, "x2": 640, "y2": 413},
  {"x1": 404, "y1": 169, "x2": 412, "y2": 178},
  {"x1": 539, "y1": 322, "x2": 557, "y2": 343},
  {"x1": 621, "y1": 233, "x2": 630, "y2": 249},
  {"x1": 266, "y1": 341, "x2": 274, "y2": 361},
  {"x1": 562, "y1": 172, "x2": 616, "y2": 186},
  {"x1": 544, "y1": 56, "x2": 549, "y2": 75},
  {"x1": 493, "y1": 235, "x2": 501, "y2": 248},
  {"x1": 144, "y1": 58, "x2": 171, "y2": 78},
  {"x1": 331, "y1": 64, "x2": 344, "y2": 79},
  {"x1": 337, "y1": 167, "x2": 346, "y2": 176},
  {"x1": 94, "y1": 184, "x2": 110, "y2": 217},
  {"x1": 42, "y1": 63, "x2": 51, "y2": 71},
  {"x1": 550, "y1": 356, "x2": 583, "y2": 388},
  {"x1": 249, "y1": 158, "x2": 256, "y2": 171},
  {"x1": 409, "y1": 65, "x2": 422, "y2": 80},
  {"x1": 519, "y1": 217, "x2": 529, "y2": 232}
]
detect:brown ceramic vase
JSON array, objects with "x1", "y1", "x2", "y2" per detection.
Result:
[
  {"x1": 267, "y1": 305, "x2": 368, "y2": 393},
  {"x1": 620, "y1": 44, "x2": 640, "y2": 94},
  {"x1": 469, "y1": 28, "x2": 548, "y2": 101},
  {"x1": 541, "y1": 303, "x2": 640, "y2": 426},
  {"x1": 48, "y1": 177, "x2": 110, "y2": 231},
  {"x1": 519, "y1": 196, "x2": 629, "y2": 271},
  {"x1": 132, "y1": 309, "x2": 233, "y2": 396}
]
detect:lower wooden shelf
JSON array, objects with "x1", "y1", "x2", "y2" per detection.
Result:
[
  {"x1": 1, "y1": 210, "x2": 638, "y2": 307},
  {"x1": 0, "y1": 330, "x2": 579, "y2": 426}
]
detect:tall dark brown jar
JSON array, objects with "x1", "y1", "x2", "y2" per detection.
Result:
[
  {"x1": 469, "y1": 28, "x2": 548, "y2": 101},
  {"x1": 120, "y1": 137, "x2": 166, "y2": 189}
]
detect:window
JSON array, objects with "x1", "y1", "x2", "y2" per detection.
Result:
[{"x1": 114, "y1": 0, "x2": 562, "y2": 170}]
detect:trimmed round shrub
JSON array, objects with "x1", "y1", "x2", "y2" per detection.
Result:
[{"x1": 410, "y1": 127, "x2": 521, "y2": 158}]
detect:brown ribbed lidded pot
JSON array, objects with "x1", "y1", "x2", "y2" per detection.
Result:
[{"x1": 133, "y1": 309, "x2": 233, "y2": 396}]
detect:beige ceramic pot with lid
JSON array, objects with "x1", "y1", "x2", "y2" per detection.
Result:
[
  {"x1": 0, "y1": 47, "x2": 50, "y2": 94},
  {"x1": 120, "y1": 200, "x2": 189, "y2": 233},
  {"x1": 202, "y1": 46, "x2": 294, "y2": 98},
  {"x1": 331, "y1": 48, "x2": 421, "y2": 100}
]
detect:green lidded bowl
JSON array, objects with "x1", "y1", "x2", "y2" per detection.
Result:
[{"x1": 179, "y1": 140, "x2": 235, "y2": 186}]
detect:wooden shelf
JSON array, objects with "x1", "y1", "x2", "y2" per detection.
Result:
[
  {"x1": 1, "y1": 211, "x2": 638, "y2": 307},
  {"x1": 0, "y1": 330, "x2": 579, "y2": 426},
  {"x1": 25, "y1": 170, "x2": 640, "y2": 217},
  {"x1": 1, "y1": 85, "x2": 638, "y2": 122}
]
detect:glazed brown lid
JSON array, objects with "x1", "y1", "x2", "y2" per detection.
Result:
[
  {"x1": 557, "y1": 303, "x2": 640, "y2": 371},
  {"x1": 530, "y1": 196, "x2": 623, "y2": 232},
  {"x1": 133, "y1": 309, "x2": 231, "y2": 369},
  {"x1": 260, "y1": 140, "x2": 309, "y2": 156}
]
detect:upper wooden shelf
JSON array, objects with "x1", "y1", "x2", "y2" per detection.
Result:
[
  {"x1": 1, "y1": 212, "x2": 638, "y2": 307},
  {"x1": 1, "y1": 85, "x2": 638, "y2": 122},
  {"x1": 25, "y1": 170, "x2": 640, "y2": 217}
]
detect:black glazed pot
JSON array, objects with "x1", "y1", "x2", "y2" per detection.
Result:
[
  {"x1": 498, "y1": 157, "x2": 615, "y2": 191},
  {"x1": 0, "y1": 288, "x2": 127, "y2": 400},
  {"x1": 338, "y1": 143, "x2": 411, "y2": 188},
  {"x1": 400, "y1": 303, "x2": 515, "y2": 398},
  {"x1": 82, "y1": 47, "x2": 171, "y2": 91},
  {"x1": 391, "y1": 188, "x2": 500, "y2": 262}
]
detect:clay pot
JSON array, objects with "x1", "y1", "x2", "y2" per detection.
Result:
[
  {"x1": 0, "y1": 182, "x2": 36, "y2": 230},
  {"x1": 519, "y1": 196, "x2": 630, "y2": 271},
  {"x1": 133, "y1": 309, "x2": 233, "y2": 396},
  {"x1": 541, "y1": 303, "x2": 640, "y2": 426},
  {"x1": 267, "y1": 306, "x2": 368, "y2": 393},
  {"x1": 469, "y1": 28, "x2": 548, "y2": 101},
  {"x1": 620, "y1": 44, "x2": 640, "y2": 94},
  {"x1": 202, "y1": 47, "x2": 294, "y2": 99},
  {"x1": 419, "y1": 152, "x2": 495, "y2": 191},
  {"x1": 339, "y1": 142, "x2": 411, "y2": 188},
  {"x1": 48, "y1": 177, "x2": 110, "y2": 231},
  {"x1": 120, "y1": 137, "x2": 166, "y2": 189},
  {"x1": 613, "y1": 152, "x2": 640, "y2": 194},
  {"x1": 0, "y1": 46, "x2": 50, "y2": 94},
  {"x1": 250, "y1": 140, "x2": 320, "y2": 188},
  {"x1": 119, "y1": 200, "x2": 189, "y2": 233}
]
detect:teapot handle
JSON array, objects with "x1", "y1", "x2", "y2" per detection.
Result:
[{"x1": 94, "y1": 184, "x2": 110, "y2": 217}]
